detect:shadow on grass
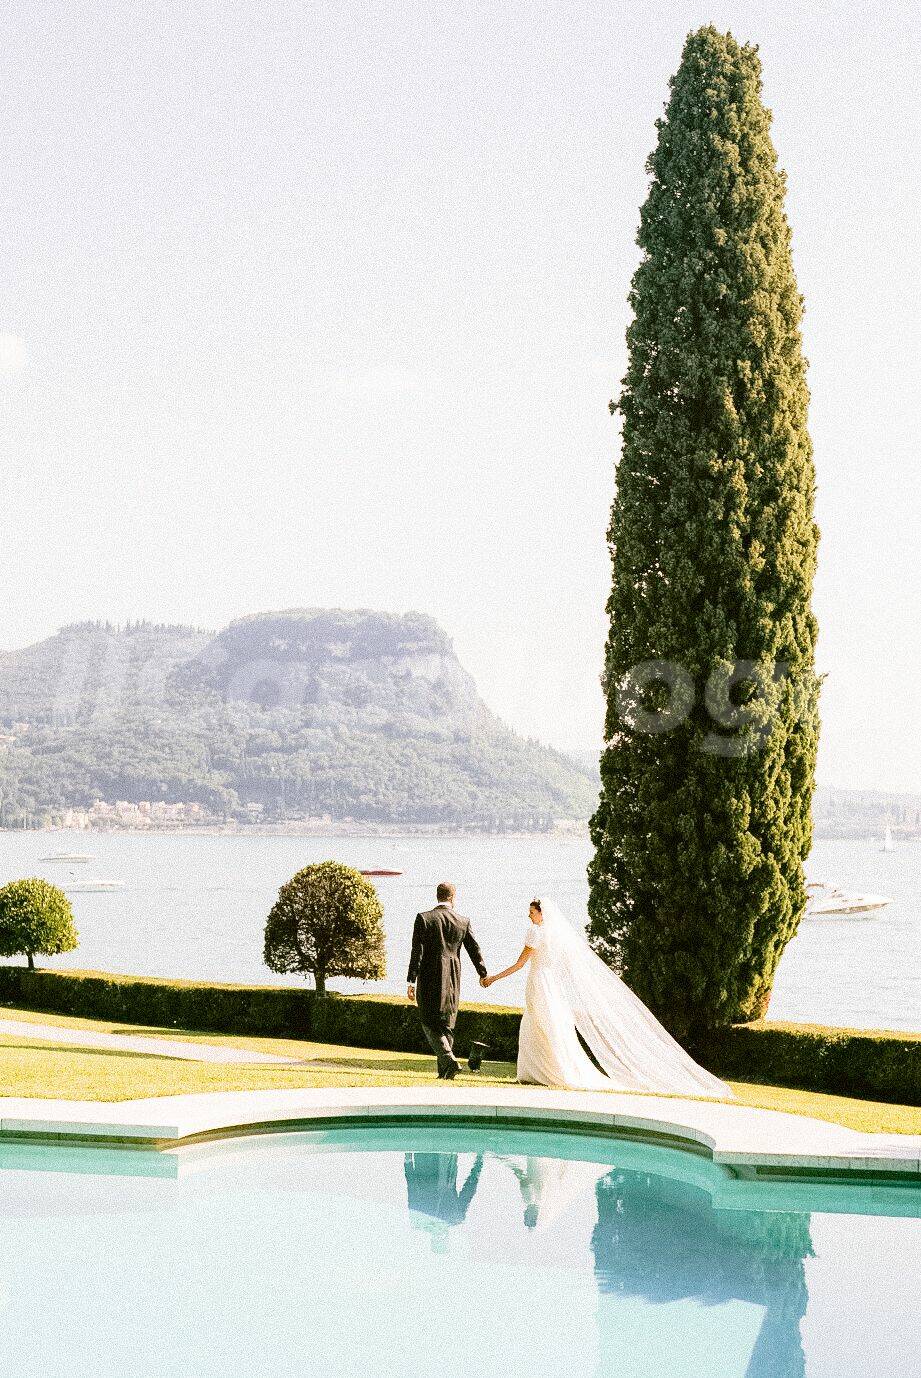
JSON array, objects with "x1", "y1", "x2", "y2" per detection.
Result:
[
  {"x1": 107, "y1": 1024, "x2": 312, "y2": 1045},
  {"x1": 309, "y1": 1053, "x2": 517, "y2": 1078},
  {"x1": 101, "y1": 1027, "x2": 519, "y2": 1079}
]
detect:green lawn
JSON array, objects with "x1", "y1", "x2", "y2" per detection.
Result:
[{"x1": 0, "y1": 1006, "x2": 919, "y2": 1135}]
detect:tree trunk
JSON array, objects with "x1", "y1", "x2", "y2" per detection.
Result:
[
  {"x1": 26, "y1": 952, "x2": 34, "y2": 970},
  {"x1": 314, "y1": 968, "x2": 326, "y2": 997}
]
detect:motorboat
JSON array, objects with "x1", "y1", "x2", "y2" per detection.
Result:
[
  {"x1": 360, "y1": 869, "x2": 403, "y2": 877},
  {"x1": 804, "y1": 881, "x2": 891, "y2": 918},
  {"x1": 39, "y1": 852, "x2": 93, "y2": 864},
  {"x1": 62, "y1": 872, "x2": 125, "y2": 894}
]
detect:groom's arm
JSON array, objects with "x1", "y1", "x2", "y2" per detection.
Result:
[
  {"x1": 463, "y1": 924, "x2": 487, "y2": 980},
  {"x1": 407, "y1": 914, "x2": 424, "y2": 997}
]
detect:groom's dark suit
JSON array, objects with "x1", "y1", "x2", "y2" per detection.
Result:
[
  {"x1": 407, "y1": 903, "x2": 487, "y2": 1077},
  {"x1": 404, "y1": 1153, "x2": 483, "y2": 1228}
]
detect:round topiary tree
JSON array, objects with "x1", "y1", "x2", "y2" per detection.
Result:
[
  {"x1": 588, "y1": 27, "x2": 820, "y2": 1038},
  {"x1": 0, "y1": 878, "x2": 79, "y2": 970},
  {"x1": 263, "y1": 860, "x2": 386, "y2": 995}
]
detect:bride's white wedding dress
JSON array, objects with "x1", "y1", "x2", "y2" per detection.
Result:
[{"x1": 516, "y1": 899, "x2": 731, "y2": 1099}]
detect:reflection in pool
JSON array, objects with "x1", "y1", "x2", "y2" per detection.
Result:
[
  {"x1": 0, "y1": 1127, "x2": 917, "y2": 1377},
  {"x1": 591, "y1": 1164, "x2": 814, "y2": 1377}
]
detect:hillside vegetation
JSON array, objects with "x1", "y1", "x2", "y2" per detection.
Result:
[{"x1": 0, "y1": 611, "x2": 596, "y2": 829}]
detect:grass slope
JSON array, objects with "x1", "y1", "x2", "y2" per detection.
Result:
[{"x1": 1, "y1": 1007, "x2": 919, "y2": 1134}]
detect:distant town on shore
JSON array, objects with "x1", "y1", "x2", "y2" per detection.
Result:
[{"x1": 5, "y1": 788, "x2": 918, "y2": 842}]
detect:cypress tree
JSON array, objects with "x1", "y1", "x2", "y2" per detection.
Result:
[{"x1": 588, "y1": 27, "x2": 820, "y2": 1038}]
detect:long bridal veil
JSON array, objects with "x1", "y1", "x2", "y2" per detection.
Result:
[{"x1": 538, "y1": 898, "x2": 733, "y2": 1100}]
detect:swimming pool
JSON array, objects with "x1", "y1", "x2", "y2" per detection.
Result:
[{"x1": 0, "y1": 1125, "x2": 917, "y2": 1377}]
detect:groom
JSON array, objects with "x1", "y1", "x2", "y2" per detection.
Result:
[{"x1": 407, "y1": 882, "x2": 488, "y2": 1079}]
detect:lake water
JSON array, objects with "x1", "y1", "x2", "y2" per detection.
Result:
[{"x1": 0, "y1": 831, "x2": 919, "y2": 1032}]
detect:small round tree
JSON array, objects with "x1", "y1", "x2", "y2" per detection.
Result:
[
  {"x1": 0, "y1": 878, "x2": 79, "y2": 970},
  {"x1": 263, "y1": 861, "x2": 386, "y2": 995}
]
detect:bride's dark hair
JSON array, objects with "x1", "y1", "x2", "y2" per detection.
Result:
[{"x1": 530, "y1": 898, "x2": 542, "y2": 912}]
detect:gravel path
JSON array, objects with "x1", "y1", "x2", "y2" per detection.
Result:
[{"x1": 0, "y1": 1018, "x2": 302, "y2": 1065}]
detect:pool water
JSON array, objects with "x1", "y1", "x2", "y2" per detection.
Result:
[{"x1": 0, "y1": 1127, "x2": 918, "y2": 1378}]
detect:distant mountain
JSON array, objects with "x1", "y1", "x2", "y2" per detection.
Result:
[
  {"x1": 813, "y1": 787, "x2": 921, "y2": 840},
  {"x1": 561, "y1": 748, "x2": 601, "y2": 784},
  {"x1": 0, "y1": 611, "x2": 597, "y2": 830}
]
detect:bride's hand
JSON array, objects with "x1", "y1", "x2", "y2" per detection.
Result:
[{"x1": 480, "y1": 975, "x2": 492, "y2": 988}]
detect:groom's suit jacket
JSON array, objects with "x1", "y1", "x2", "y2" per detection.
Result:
[{"x1": 407, "y1": 903, "x2": 487, "y2": 1025}]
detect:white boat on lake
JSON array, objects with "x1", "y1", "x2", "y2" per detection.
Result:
[
  {"x1": 39, "y1": 852, "x2": 93, "y2": 864},
  {"x1": 62, "y1": 872, "x2": 125, "y2": 894},
  {"x1": 804, "y1": 880, "x2": 891, "y2": 918}
]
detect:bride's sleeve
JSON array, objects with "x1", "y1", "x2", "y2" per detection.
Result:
[{"x1": 524, "y1": 922, "x2": 542, "y2": 949}]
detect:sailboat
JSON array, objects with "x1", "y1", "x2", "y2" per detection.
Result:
[{"x1": 880, "y1": 824, "x2": 896, "y2": 853}]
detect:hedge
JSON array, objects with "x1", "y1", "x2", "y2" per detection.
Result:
[
  {"x1": 0, "y1": 966, "x2": 523, "y2": 1061},
  {"x1": 1, "y1": 966, "x2": 918, "y2": 1105},
  {"x1": 694, "y1": 1020, "x2": 921, "y2": 1108}
]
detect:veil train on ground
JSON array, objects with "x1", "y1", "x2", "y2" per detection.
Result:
[{"x1": 531, "y1": 898, "x2": 732, "y2": 1100}]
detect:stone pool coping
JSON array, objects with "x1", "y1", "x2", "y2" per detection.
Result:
[{"x1": 1, "y1": 1085, "x2": 919, "y2": 1180}]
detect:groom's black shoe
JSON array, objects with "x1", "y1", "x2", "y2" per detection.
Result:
[
  {"x1": 468, "y1": 1042, "x2": 488, "y2": 1073},
  {"x1": 440, "y1": 1055, "x2": 460, "y2": 1080}
]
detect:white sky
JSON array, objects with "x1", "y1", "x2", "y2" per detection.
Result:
[{"x1": 1, "y1": 1, "x2": 919, "y2": 791}]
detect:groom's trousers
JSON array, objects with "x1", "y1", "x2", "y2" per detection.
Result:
[{"x1": 419, "y1": 1016, "x2": 459, "y2": 1077}]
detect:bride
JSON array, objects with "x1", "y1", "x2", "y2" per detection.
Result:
[{"x1": 481, "y1": 898, "x2": 731, "y2": 1098}]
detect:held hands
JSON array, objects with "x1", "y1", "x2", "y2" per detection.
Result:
[{"x1": 480, "y1": 974, "x2": 492, "y2": 988}]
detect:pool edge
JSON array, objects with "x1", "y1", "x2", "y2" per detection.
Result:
[{"x1": 1, "y1": 1087, "x2": 919, "y2": 1182}]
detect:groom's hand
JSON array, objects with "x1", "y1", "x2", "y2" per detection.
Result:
[
  {"x1": 407, "y1": 983, "x2": 416, "y2": 1003},
  {"x1": 480, "y1": 975, "x2": 490, "y2": 988}
]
